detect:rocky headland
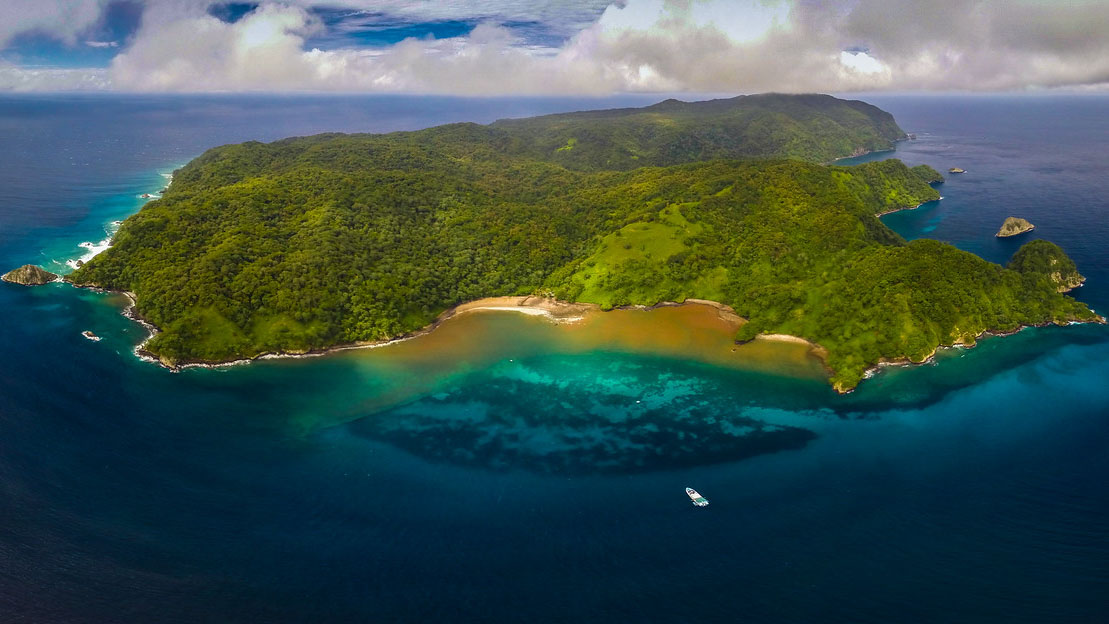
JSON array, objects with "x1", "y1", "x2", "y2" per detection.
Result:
[{"x1": 1007, "y1": 239, "x2": 1087, "y2": 292}]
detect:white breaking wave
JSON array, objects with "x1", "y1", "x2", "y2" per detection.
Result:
[
  {"x1": 60, "y1": 171, "x2": 175, "y2": 272},
  {"x1": 65, "y1": 236, "x2": 113, "y2": 270}
]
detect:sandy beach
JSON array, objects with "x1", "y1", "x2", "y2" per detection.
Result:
[{"x1": 449, "y1": 296, "x2": 596, "y2": 322}]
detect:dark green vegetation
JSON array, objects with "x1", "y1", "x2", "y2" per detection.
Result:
[
  {"x1": 1008, "y1": 239, "x2": 1086, "y2": 292},
  {"x1": 910, "y1": 164, "x2": 945, "y2": 184},
  {"x1": 68, "y1": 95, "x2": 1098, "y2": 390},
  {"x1": 492, "y1": 93, "x2": 907, "y2": 169}
]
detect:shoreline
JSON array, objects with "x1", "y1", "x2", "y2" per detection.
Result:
[
  {"x1": 117, "y1": 293, "x2": 603, "y2": 371},
  {"x1": 74, "y1": 283, "x2": 822, "y2": 373},
  {"x1": 59, "y1": 169, "x2": 177, "y2": 274},
  {"x1": 848, "y1": 315, "x2": 1107, "y2": 394},
  {"x1": 71, "y1": 280, "x2": 1105, "y2": 392},
  {"x1": 97, "y1": 292, "x2": 753, "y2": 371},
  {"x1": 76, "y1": 282, "x2": 853, "y2": 389},
  {"x1": 755, "y1": 333, "x2": 830, "y2": 360},
  {"x1": 875, "y1": 196, "x2": 942, "y2": 218},
  {"x1": 826, "y1": 137, "x2": 904, "y2": 165}
]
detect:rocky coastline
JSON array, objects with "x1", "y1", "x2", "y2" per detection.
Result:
[
  {"x1": 850, "y1": 314, "x2": 1108, "y2": 394},
  {"x1": 875, "y1": 196, "x2": 943, "y2": 218},
  {"x1": 62, "y1": 273, "x2": 1109, "y2": 393}
]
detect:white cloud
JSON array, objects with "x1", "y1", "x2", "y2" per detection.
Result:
[
  {"x1": 0, "y1": 0, "x2": 109, "y2": 47},
  {"x1": 687, "y1": 0, "x2": 791, "y2": 44},
  {"x1": 318, "y1": 0, "x2": 611, "y2": 37},
  {"x1": 0, "y1": 61, "x2": 109, "y2": 91},
  {"x1": 102, "y1": 0, "x2": 847, "y2": 94},
  {"x1": 111, "y1": 4, "x2": 327, "y2": 91},
  {"x1": 840, "y1": 50, "x2": 885, "y2": 75},
  {"x1": 595, "y1": 0, "x2": 665, "y2": 33},
  {"x1": 107, "y1": 4, "x2": 624, "y2": 94},
  {"x1": 5, "y1": 0, "x2": 1109, "y2": 93}
]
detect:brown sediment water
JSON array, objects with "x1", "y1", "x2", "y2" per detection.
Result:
[
  {"x1": 355, "y1": 302, "x2": 823, "y2": 377},
  {"x1": 304, "y1": 302, "x2": 828, "y2": 421},
  {"x1": 557, "y1": 304, "x2": 825, "y2": 378}
]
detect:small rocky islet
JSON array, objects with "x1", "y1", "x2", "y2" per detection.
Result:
[
  {"x1": 997, "y1": 216, "x2": 1035, "y2": 238},
  {"x1": 1, "y1": 264, "x2": 57, "y2": 286}
]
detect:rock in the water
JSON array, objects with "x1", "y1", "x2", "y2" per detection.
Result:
[
  {"x1": 2, "y1": 264, "x2": 58, "y2": 285},
  {"x1": 949, "y1": 167, "x2": 966, "y2": 174},
  {"x1": 997, "y1": 216, "x2": 1035, "y2": 238}
]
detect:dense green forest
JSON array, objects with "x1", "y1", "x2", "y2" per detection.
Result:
[
  {"x1": 491, "y1": 93, "x2": 908, "y2": 168},
  {"x1": 68, "y1": 95, "x2": 1098, "y2": 391},
  {"x1": 1007, "y1": 239, "x2": 1086, "y2": 292}
]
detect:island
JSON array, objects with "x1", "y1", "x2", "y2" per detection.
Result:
[
  {"x1": 949, "y1": 167, "x2": 966, "y2": 174},
  {"x1": 997, "y1": 216, "x2": 1035, "y2": 237},
  {"x1": 2, "y1": 264, "x2": 57, "y2": 285},
  {"x1": 65, "y1": 94, "x2": 1099, "y2": 392}
]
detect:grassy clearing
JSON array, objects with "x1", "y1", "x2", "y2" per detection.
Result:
[{"x1": 570, "y1": 205, "x2": 727, "y2": 308}]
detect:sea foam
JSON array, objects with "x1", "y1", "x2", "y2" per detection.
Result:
[{"x1": 65, "y1": 235, "x2": 114, "y2": 270}]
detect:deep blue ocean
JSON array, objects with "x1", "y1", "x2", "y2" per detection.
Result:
[{"x1": 1, "y1": 94, "x2": 1107, "y2": 623}]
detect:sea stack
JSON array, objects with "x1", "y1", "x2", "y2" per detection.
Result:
[
  {"x1": 997, "y1": 217, "x2": 1035, "y2": 238},
  {"x1": 2, "y1": 264, "x2": 58, "y2": 285}
]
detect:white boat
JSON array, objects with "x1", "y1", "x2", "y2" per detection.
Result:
[{"x1": 686, "y1": 487, "x2": 709, "y2": 507}]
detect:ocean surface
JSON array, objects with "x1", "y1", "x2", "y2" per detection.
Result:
[{"x1": 1, "y1": 94, "x2": 1107, "y2": 623}]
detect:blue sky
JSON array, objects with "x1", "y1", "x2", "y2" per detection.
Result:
[
  {"x1": 1, "y1": 1, "x2": 141, "y2": 68},
  {"x1": 0, "y1": 1, "x2": 600, "y2": 68},
  {"x1": 2, "y1": 1, "x2": 1109, "y2": 94}
]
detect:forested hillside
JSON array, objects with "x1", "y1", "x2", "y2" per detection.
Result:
[
  {"x1": 68, "y1": 95, "x2": 1097, "y2": 390},
  {"x1": 491, "y1": 93, "x2": 907, "y2": 169}
]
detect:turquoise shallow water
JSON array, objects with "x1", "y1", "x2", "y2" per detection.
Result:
[{"x1": 1, "y1": 95, "x2": 1108, "y2": 622}]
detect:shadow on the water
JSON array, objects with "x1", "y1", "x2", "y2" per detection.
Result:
[
  {"x1": 340, "y1": 324, "x2": 1109, "y2": 473},
  {"x1": 345, "y1": 357, "x2": 818, "y2": 475}
]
